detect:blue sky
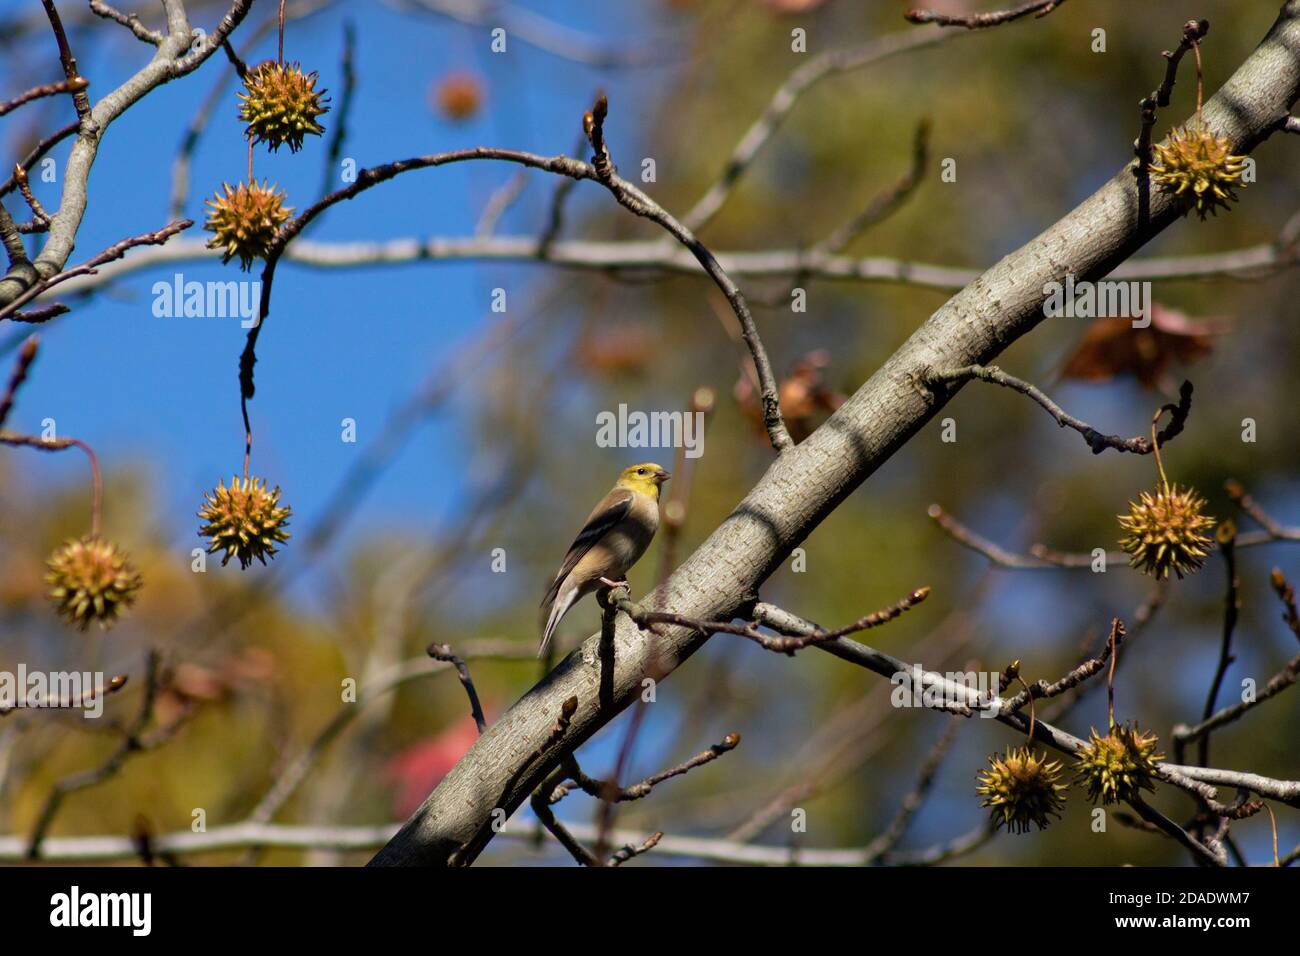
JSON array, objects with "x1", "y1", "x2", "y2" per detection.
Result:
[{"x1": 4, "y1": 0, "x2": 671, "y2": 585}]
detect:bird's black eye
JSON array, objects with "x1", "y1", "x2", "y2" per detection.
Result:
[{"x1": 636, "y1": 468, "x2": 646, "y2": 475}]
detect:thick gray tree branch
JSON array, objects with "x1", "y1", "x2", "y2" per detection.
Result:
[{"x1": 369, "y1": 4, "x2": 1300, "y2": 866}]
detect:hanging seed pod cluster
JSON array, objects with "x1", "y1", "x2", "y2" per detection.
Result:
[
  {"x1": 1149, "y1": 28, "x2": 1248, "y2": 219},
  {"x1": 1118, "y1": 405, "x2": 1215, "y2": 580},
  {"x1": 196, "y1": 11, "x2": 316, "y2": 571},
  {"x1": 198, "y1": 476, "x2": 293, "y2": 569},
  {"x1": 201, "y1": 14, "x2": 327, "y2": 272},
  {"x1": 976, "y1": 746, "x2": 1068, "y2": 834},
  {"x1": 1150, "y1": 121, "x2": 1247, "y2": 219},
  {"x1": 975, "y1": 609, "x2": 1171, "y2": 831},
  {"x1": 976, "y1": 720, "x2": 1169, "y2": 832},
  {"x1": 1118, "y1": 482, "x2": 1215, "y2": 578},
  {"x1": 1075, "y1": 723, "x2": 1166, "y2": 805},
  {"x1": 0, "y1": 339, "x2": 143, "y2": 633},
  {"x1": 46, "y1": 535, "x2": 143, "y2": 631},
  {"x1": 204, "y1": 180, "x2": 294, "y2": 271},
  {"x1": 238, "y1": 61, "x2": 330, "y2": 153}
]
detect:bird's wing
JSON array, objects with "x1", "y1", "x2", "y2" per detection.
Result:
[{"x1": 540, "y1": 487, "x2": 634, "y2": 609}]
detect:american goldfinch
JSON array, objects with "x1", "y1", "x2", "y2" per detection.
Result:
[{"x1": 539, "y1": 462, "x2": 670, "y2": 655}]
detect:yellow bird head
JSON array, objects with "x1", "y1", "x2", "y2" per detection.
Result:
[{"x1": 617, "y1": 462, "x2": 671, "y2": 497}]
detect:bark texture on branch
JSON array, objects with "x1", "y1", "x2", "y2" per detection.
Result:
[{"x1": 370, "y1": 2, "x2": 1300, "y2": 866}]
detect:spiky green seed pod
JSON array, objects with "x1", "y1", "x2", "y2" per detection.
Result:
[
  {"x1": 198, "y1": 475, "x2": 292, "y2": 569},
  {"x1": 1149, "y1": 122, "x2": 1247, "y2": 219},
  {"x1": 46, "y1": 536, "x2": 143, "y2": 631},
  {"x1": 1119, "y1": 482, "x2": 1215, "y2": 579},
  {"x1": 976, "y1": 746, "x2": 1068, "y2": 834},
  {"x1": 203, "y1": 180, "x2": 292, "y2": 271},
  {"x1": 1075, "y1": 723, "x2": 1165, "y2": 805},
  {"x1": 238, "y1": 61, "x2": 329, "y2": 153}
]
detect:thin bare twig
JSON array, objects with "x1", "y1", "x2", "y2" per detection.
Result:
[
  {"x1": 529, "y1": 765, "x2": 599, "y2": 866},
  {"x1": 316, "y1": 19, "x2": 357, "y2": 208},
  {"x1": 89, "y1": 0, "x2": 164, "y2": 44},
  {"x1": 531, "y1": 770, "x2": 665, "y2": 867},
  {"x1": 817, "y1": 118, "x2": 931, "y2": 255},
  {"x1": 552, "y1": 734, "x2": 740, "y2": 805},
  {"x1": 0, "y1": 76, "x2": 89, "y2": 118},
  {"x1": 681, "y1": 27, "x2": 962, "y2": 232},
  {"x1": 1173, "y1": 567, "x2": 1300, "y2": 748},
  {"x1": 724, "y1": 601, "x2": 986, "y2": 844},
  {"x1": 536, "y1": 130, "x2": 587, "y2": 255},
  {"x1": 611, "y1": 585, "x2": 930, "y2": 655},
  {"x1": 861, "y1": 722, "x2": 960, "y2": 862},
  {"x1": 905, "y1": 1, "x2": 1066, "y2": 30},
  {"x1": 240, "y1": 128, "x2": 791, "y2": 454},
  {"x1": 47, "y1": 219, "x2": 1300, "y2": 300},
  {"x1": 0, "y1": 674, "x2": 127, "y2": 717},
  {"x1": 580, "y1": 94, "x2": 791, "y2": 453},
  {"x1": 884, "y1": 821, "x2": 997, "y2": 865},
  {"x1": 1271, "y1": 567, "x2": 1300, "y2": 643},
  {"x1": 0, "y1": 334, "x2": 38, "y2": 428},
  {"x1": 474, "y1": 171, "x2": 527, "y2": 238},
  {"x1": 1195, "y1": 524, "x2": 1239, "y2": 766},
  {"x1": 26, "y1": 652, "x2": 172, "y2": 858},
  {"x1": 40, "y1": 0, "x2": 91, "y2": 119},
  {"x1": 607, "y1": 831, "x2": 663, "y2": 866},
  {"x1": 426, "y1": 643, "x2": 487, "y2": 733},
  {"x1": 0, "y1": 121, "x2": 77, "y2": 198},
  {"x1": 1130, "y1": 795, "x2": 1224, "y2": 866},
  {"x1": 0, "y1": 432, "x2": 103, "y2": 535},
  {"x1": 0, "y1": 219, "x2": 193, "y2": 322},
  {"x1": 755, "y1": 605, "x2": 1300, "y2": 809},
  {"x1": 923, "y1": 366, "x2": 1193, "y2": 456},
  {"x1": 927, "y1": 504, "x2": 1125, "y2": 569},
  {"x1": 1135, "y1": 20, "x2": 1211, "y2": 222},
  {"x1": 1173, "y1": 649, "x2": 1300, "y2": 746},
  {"x1": 248, "y1": 641, "x2": 531, "y2": 826},
  {"x1": 1225, "y1": 479, "x2": 1300, "y2": 548},
  {"x1": 12, "y1": 165, "x2": 51, "y2": 226},
  {"x1": 0, "y1": 820, "x2": 973, "y2": 865},
  {"x1": 7, "y1": 303, "x2": 69, "y2": 325},
  {"x1": 1003, "y1": 619, "x2": 1129, "y2": 713}
]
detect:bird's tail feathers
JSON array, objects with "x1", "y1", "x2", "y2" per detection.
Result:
[{"x1": 539, "y1": 585, "x2": 580, "y2": 657}]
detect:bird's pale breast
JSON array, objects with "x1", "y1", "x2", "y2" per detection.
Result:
[{"x1": 570, "y1": 493, "x2": 659, "y2": 586}]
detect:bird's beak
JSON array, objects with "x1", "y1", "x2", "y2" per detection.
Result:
[{"x1": 656, "y1": 471, "x2": 672, "y2": 484}]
